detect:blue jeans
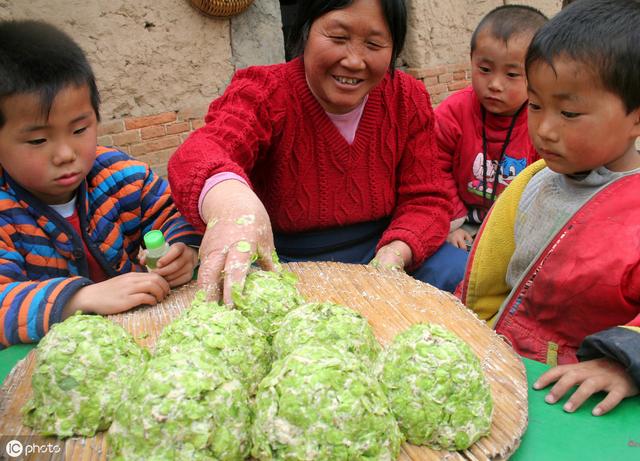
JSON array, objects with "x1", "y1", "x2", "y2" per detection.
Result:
[{"x1": 274, "y1": 220, "x2": 467, "y2": 293}]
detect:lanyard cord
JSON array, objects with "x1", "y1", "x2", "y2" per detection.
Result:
[{"x1": 480, "y1": 102, "x2": 527, "y2": 207}]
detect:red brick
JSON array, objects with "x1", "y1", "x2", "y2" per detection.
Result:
[
  {"x1": 447, "y1": 62, "x2": 469, "y2": 73},
  {"x1": 423, "y1": 66, "x2": 448, "y2": 78},
  {"x1": 98, "y1": 119, "x2": 125, "y2": 136},
  {"x1": 125, "y1": 112, "x2": 177, "y2": 130},
  {"x1": 166, "y1": 122, "x2": 190, "y2": 135},
  {"x1": 191, "y1": 119, "x2": 205, "y2": 130},
  {"x1": 177, "y1": 105, "x2": 209, "y2": 121},
  {"x1": 448, "y1": 81, "x2": 469, "y2": 91},
  {"x1": 97, "y1": 135, "x2": 113, "y2": 146},
  {"x1": 130, "y1": 136, "x2": 181, "y2": 156},
  {"x1": 141, "y1": 125, "x2": 166, "y2": 140},
  {"x1": 453, "y1": 71, "x2": 467, "y2": 80},
  {"x1": 426, "y1": 83, "x2": 448, "y2": 95},
  {"x1": 151, "y1": 163, "x2": 168, "y2": 179},
  {"x1": 405, "y1": 68, "x2": 428, "y2": 79},
  {"x1": 146, "y1": 148, "x2": 174, "y2": 166},
  {"x1": 438, "y1": 73, "x2": 453, "y2": 84},
  {"x1": 432, "y1": 92, "x2": 449, "y2": 105},
  {"x1": 112, "y1": 130, "x2": 141, "y2": 146},
  {"x1": 424, "y1": 76, "x2": 438, "y2": 86}
]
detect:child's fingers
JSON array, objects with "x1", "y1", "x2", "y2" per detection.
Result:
[
  {"x1": 561, "y1": 379, "x2": 601, "y2": 412},
  {"x1": 155, "y1": 244, "x2": 184, "y2": 267},
  {"x1": 593, "y1": 388, "x2": 626, "y2": 416},
  {"x1": 533, "y1": 365, "x2": 566, "y2": 390}
]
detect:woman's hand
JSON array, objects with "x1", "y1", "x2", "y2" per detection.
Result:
[
  {"x1": 62, "y1": 272, "x2": 171, "y2": 318},
  {"x1": 370, "y1": 240, "x2": 412, "y2": 272},
  {"x1": 534, "y1": 357, "x2": 639, "y2": 416},
  {"x1": 141, "y1": 242, "x2": 199, "y2": 288},
  {"x1": 198, "y1": 180, "x2": 278, "y2": 304}
]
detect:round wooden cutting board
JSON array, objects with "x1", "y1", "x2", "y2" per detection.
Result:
[{"x1": 0, "y1": 262, "x2": 528, "y2": 460}]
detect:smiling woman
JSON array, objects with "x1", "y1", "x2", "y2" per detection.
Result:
[{"x1": 168, "y1": 0, "x2": 469, "y2": 304}]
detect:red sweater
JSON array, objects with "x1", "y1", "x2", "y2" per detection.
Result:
[
  {"x1": 168, "y1": 58, "x2": 451, "y2": 267},
  {"x1": 435, "y1": 86, "x2": 538, "y2": 221}
]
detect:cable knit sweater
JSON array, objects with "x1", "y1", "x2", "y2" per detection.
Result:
[{"x1": 168, "y1": 57, "x2": 451, "y2": 267}]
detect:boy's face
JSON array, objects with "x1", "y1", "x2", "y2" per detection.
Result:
[
  {"x1": 471, "y1": 29, "x2": 530, "y2": 116},
  {"x1": 527, "y1": 58, "x2": 640, "y2": 175},
  {"x1": 0, "y1": 84, "x2": 97, "y2": 205}
]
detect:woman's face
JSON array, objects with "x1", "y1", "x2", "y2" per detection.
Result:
[{"x1": 304, "y1": 0, "x2": 393, "y2": 114}]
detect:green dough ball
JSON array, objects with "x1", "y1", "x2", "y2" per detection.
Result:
[
  {"x1": 380, "y1": 323, "x2": 493, "y2": 450},
  {"x1": 273, "y1": 302, "x2": 381, "y2": 365},
  {"x1": 108, "y1": 348, "x2": 252, "y2": 461},
  {"x1": 154, "y1": 290, "x2": 271, "y2": 395},
  {"x1": 22, "y1": 313, "x2": 148, "y2": 438},
  {"x1": 231, "y1": 270, "x2": 305, "y2": 338},
  {"x1": 252, "y1": 345, "x2": 402, "y2": 461}
]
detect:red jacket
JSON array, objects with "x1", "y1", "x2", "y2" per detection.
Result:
[
  {"x1": 435, "y1": 86, "x2": 538, "y2": 221},
  {"x1": 168, "y1": 58, "x2": 451, "y2": 267},
  {"x1": 462, "y1": 163, "x2": 640, "y2": 383}
]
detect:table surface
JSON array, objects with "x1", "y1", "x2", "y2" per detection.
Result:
[{"x1": 2, "y1": 341, "x2": 639, "y2": 460}]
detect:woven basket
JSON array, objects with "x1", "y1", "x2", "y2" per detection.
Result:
[{"x1": 190, "y1": 0, "x2": 254, "y2": 17}]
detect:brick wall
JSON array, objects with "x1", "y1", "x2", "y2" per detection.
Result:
[
  {"x1": 406, "y1": 61, "x2": 471, "y2": 106},
  {"x1": 99, "y1": 63, "x2": 471, "y2": 178},
  {"x1": 96, "y1": 106, "x2": 208, "y2": 178}
]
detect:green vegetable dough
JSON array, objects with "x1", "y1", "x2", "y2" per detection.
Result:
[
  {"x1": 273, "y1": 301, "x2": 381, "y2": 365},
  {"x1": 252, "y1": 345, "x2": 403, "y2": 461},
  {"x1": 108, "y1": 348, "x2": 252, "y2": 461},
  {"x1": 232, "y1": 270, "x2": 305, "y2": 338},
  {"x1": 22, "y1": 313, "x2": 148, "y2": 438},
  {"x1": 379, "y1": 323, "x2": 493, "y2": 450},
  {"x1": 154, "y1": 290, "x2": 271, "y2": 395}
]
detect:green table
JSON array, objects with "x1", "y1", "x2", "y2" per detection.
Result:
[{"x1": 1, "y1": 346, "x2": 638, "y2": 460}]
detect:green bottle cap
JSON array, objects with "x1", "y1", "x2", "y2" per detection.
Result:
[{"x1": 144, "y1": 230, "x2": 166, "y2": 250}]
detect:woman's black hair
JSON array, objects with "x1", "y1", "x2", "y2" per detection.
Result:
[
  {"x1": 288, "y1": 0, "x2": 407, "y2": 72},
  {"x1": 526, "y1": 0, "x2": 640, "y2": 113},
  {"x1": 0, "y1": 20, "x2": 100, "y2": 128}
]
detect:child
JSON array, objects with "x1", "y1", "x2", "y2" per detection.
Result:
[
  {"x1": 436, "y1": 5, "x2": 547, "y2": 250},
  {"x1": 461, "y1": 0, "x2": 640, "y2": 416},
  {"x1": 0, "y1": 20, "x2": 201, "y2": 348}
]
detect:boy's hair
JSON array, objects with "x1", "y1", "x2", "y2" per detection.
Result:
[
  {"x1": 289, "y1": 0, "x2": 407, "y2": 72},
  {"x1": 526, "y1": 0, "x2": 640, "y2": 113},
  {"x1": 0, "y1": 20, "x2": 100, "y2": 128},
  {"x1": 470, "y1": 5, "x2": 548, "y2": 53}
]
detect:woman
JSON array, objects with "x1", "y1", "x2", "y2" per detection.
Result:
[{"x1": 168, "y1": 0, "x2": 467, "y2": 303}]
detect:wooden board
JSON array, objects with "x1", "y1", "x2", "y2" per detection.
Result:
[{"x1": 0, "y1": 262, "x2": 528, "y2": 460}]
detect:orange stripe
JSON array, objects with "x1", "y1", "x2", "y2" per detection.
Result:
[
  {"x1": 26, "y1": 254, "x2": 65, "y2": 270},
  {"x1": 42, "y1": 281, "x2": 70, "y2": 333},
  {"x1": 0, "y1": 296, "x2": 10, "y2": 346},
  {"x1": 99, "y1": 224, "x2": 121, "y2": 249},
  {"x1": 96, "y1": 145, "x2": 116, "y2": 156},
  {"x1": 17, "y1": 287, "x2": 38, "y2": 343}
]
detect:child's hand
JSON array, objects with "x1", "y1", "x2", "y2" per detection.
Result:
[
  {"x1": 370, "y1": 240, "x2": 412, "y2": 272},
  {"x1": 533, "y1": 357, "x2": 639, "y2": 416},
  {"x1": 62, "y1": 272, "x2": 171, "y2": 318},
  {"x1": 143, "y1": 242, "x2": 199, "y2": 288},
  {"x1": 447, "y1": 228, "x2": 473, "y2": 250}
]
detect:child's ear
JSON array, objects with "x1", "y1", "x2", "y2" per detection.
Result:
[{"x1": 631, "y1": 107, "x2": 640, "y2": 138}]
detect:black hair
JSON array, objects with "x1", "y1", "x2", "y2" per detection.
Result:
[
  {"x1": 470, "y1": 5, "x2": 548, "y2": 53},
  {"x1": 526, "y1": 0, "x2": 640, "y2": 113},
  {"x1": 289, "y1": 0, "x2": 407, "y2": 72},
  {"x1": 0, "y1": 20, "x2": 100, "y2": 128}
]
